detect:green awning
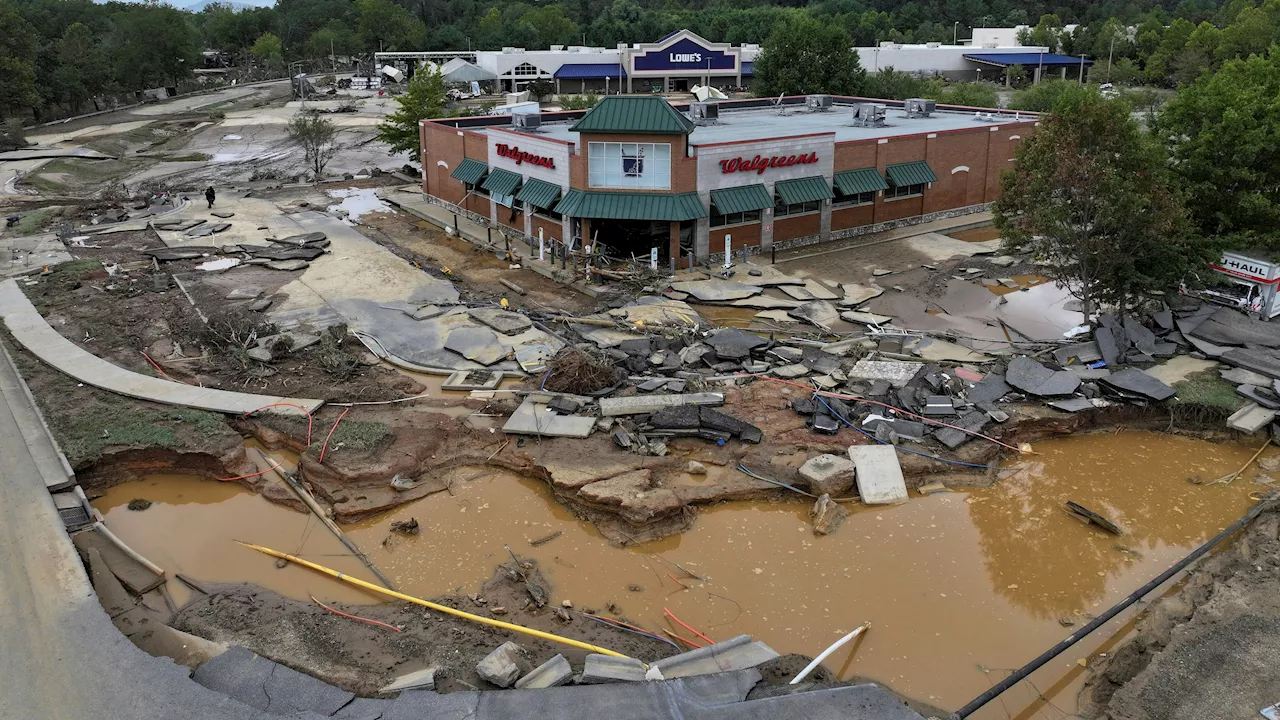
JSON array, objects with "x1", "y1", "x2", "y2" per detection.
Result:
[
  {"x1": 450, "y1": 158, "x2": 488, "y2": 185},
  {"x1": 834, "y1": 168, "x2": 888, "y2": 196},
  {"x1": 885, "y1": 161, "x2": 937, "y2": 187},
  {"x1": 481, "y1": 168, "x2": 522, "y2": 196},
  {"x1": 709, "y1": 184, "x2": 772, "y2": 215},
  {"x1": 774, "y1": 176, "x2": 833, "y2": 205},
  {"x1": 569, "y1": 95, "x2": 695, "y2": 135},
  {"x1": 515, "y1": 178, "x2": 562, "y2": 210},
  {"x1": 554, "y1": 190, "x2": 706, "y2": 221}
]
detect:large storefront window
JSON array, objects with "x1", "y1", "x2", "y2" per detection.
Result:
[
  {"x1": 588, "y1": 142, "x2": 671, "y2": 190},
  {"x1": 833, "y1": 190, "x2": 876, "y2": 207},
  {"x1": 774, "y1": 199, "x2": 821, "y2": 217},
  {"x1": 710, "y1": 209, "x2": 761, "y2": 227},
  {"x1": 885, "y1": 184, "x2": 924, "y2": 200},
  {"x1": 494, "y1": 193, "x2": 519, "y2": 209}
]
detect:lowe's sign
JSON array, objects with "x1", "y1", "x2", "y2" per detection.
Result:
[{"x1": 634, "y1": 38, "x2": 736, "y2": 72}]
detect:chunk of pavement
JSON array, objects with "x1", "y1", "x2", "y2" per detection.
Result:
[
  {"x1": 476, "y1": 641, "x2": 531, "y2": 688},
  {"x1": 847, "y1": 359, "x2": 924, "y2": 389},
  {"x1": 444, "y1": 326, "x2": 507, "y2": 366},
  {"x1": 1236, "y1": 384, "x2": 1280, "y2": 410},
  {"x1": 989, "y1": 255, "x2": 1016, "y2": 267},
  {"x1": 266, "y1": 259, "x2": 310, "y2": 271},
  {"x1": 408, "y1": 304, "x2": 445, "y2": 321},
  {"x1": 909, "y1": 336, "x2": 992, "y2": 363},
  {"x1": 1123, "y1": 316, "x2": 1158, "y2": 356},
  {"x1": 191, "y1": 646, "x2": 273, "y2": 709},
  {"x1": 381, "y1": 667, "x2": 437, "y2": 693},
  {"x1": 650, "y1": 634, "x2": 780, "y2": 679},
  {"x1": 1049, "y1": 397, "x2": 1094, "y2": 413},
  {"x1": 600, "y1": 393, "x2": 724, "y2": 416},
  {"x1": 514, "y1": 654, "x2": 572, "y2": 689},
  {"x1": 246, "y1": 347, "x2": 273, "y2": 362},
  {"x1": 1221, "y1": 347, "x2": 1280, "y2": 380},
  {"x1": 841, "y1": 310, "x2": 893, "y2": 325},
  {"x1": 186, "y1": 225, "x2": 216, "y2": 238},
  {"x1": 1095, "y1": 326, "x2": 1122, "y2": 367},
  {"x1": 210, "y1": 222, "x2": 231, "y2": 233},
  {"x1": 248, "y1": 297, "x2": 273, "y2": 312},
  {"x1": 820, "y1": 338, "x2": 862, "y2": 357},
  {"x1": 637, "y1": 378, "x2": 668, "y2": 392},
  {"x1": 502, "y1": 398, "x2": 594, "y2": 437},
  {"x1": 1228, "y1": 402, "x2": 1276, "y2": 433},
  {"x1": 1221, "y1": 367, "x2": 1273, "y2": 386},
  {"x1": 847, "y1": 444, "x2": 908, "y2": 504},
  {"x1": 1100, "y1": 367, "x2": 1176, "y2": 401},
  {"x1": 837, "y1": 282, "x2": 885, "y2": 307},
  {"x1": 469, "y1": 308, "x2": 533, "y2": 335},
  {"x1": 811, "y1": 495, "x2": 847, "y2": 535},
  {"x1": 211, "y1": 211, "x2": 235, "y2": 218},
  {"x1": 772, "y1": 363, "x2": 809, "y2": 379},
  {"x1": 650, "y1": 404, "x2": 702, "y2": 429},
  {"x1": 780, "y1": 279, "x2": 839, "y2": 301},
  {"x1": 277, "y1": 231, "x2": 327, "y2": 246},
  {"x1": 799, "y1": 454, "x2": 856, "y2": 496},
  {"x1": 580, "y1": 654, "x2": 647, "y2": 684},
  {"x1": 699, "y1": 406, "x2": 763, "y2": 443},
  {"x1": 1005, "y1": 356, "x2": 1082, "y2": 397},
  {"x1": 790, "y1": 300, "x2": 840, "y2": 329},
  {"x1": 1053, "y1": 341, "x2": 1103, "y2": 366},
  {"x1": 1152, "y1": 308, "x2": 1174, "y2": 330},
  {"x1": 705, "y1": 328, "x2": 769, "y2": 358},
  {"x1": 932, "y1": 410, "x2": 990, "y2": 450},
  {"x1": 1190, "y1": 306, "x2": 1280, "y2": 348},
  {"x1": 196, "y1": 646, "x2": 355, "y2": 714},
  {"x1": 226, "y1": 287, "x2": 262, "y2": 300},
  {"x1": 668, "y1": 280, "x2": 761, "y2": 302}
]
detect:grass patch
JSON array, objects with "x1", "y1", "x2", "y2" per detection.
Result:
[
  {"x1": 159, "y1": 152, "x2": 211, "y2": 162},
  {"x1": 1172, "y1": 370, "x2": 1241, "y2": 410},
  {"x1": 46, "y1": 258, "x2": 101, "y2": 281},
  {"x1": 46, "y1": 401, "x2": 239, "y2": 467},
  {"x1": 311, "y1": 419, "x2": 391, "y2": 456},
  {"x1": 13, "y1": 206, "x2": 59, "y2": 235}
]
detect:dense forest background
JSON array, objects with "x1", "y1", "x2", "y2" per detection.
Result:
[{"x1": 5, "y1": 0, "x2": 1280, "y2": 120}]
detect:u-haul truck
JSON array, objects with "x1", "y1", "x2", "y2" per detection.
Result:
[{"x1": 1202, "y1": 252, "x2": 1280, "y2": 319}]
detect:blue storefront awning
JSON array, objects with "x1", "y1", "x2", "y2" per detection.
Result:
[
  {"x1": 964, "y1": 52, "x2": 1093, "y2": 67},
  {"x1": 554, "y1": 63, "x2": 627, "y2": 79}
]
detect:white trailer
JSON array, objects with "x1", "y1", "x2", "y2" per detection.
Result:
[{"x1": 1201, "y1": 251, "x2": 1280, "y2": 319}]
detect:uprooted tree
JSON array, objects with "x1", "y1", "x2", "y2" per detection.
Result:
[
  {"x1": 994, "y1": 85, "x2": 1210, "y2": 316},
  {"x1": 288, "y1": 108, "x2": 338, "y2": 180}
]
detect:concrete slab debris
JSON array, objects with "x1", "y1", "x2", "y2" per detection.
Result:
[
  {"x1": 780, "y1": 279, "x2": 839, "y2": 301},
  {"x1": 441, "y1": 370, "x2": 502, "y2": 391},
  {"x1": 1222, "y1": 347, "x2": 1280, "y2": 380},
  {"x1": 840, "y1": 310, "x2": 893, "y2": 325},
  {"x1": 772, "y1": 363, "x2": 810, "y2": 379},
  {"x1": 72, "y1": 528, "x2": 164, "y2": 594},
  {"x1": 836, "y1": 283, "x2": 885, "y2": 307},
  {"x1": 809, "y1": 493, "x2": 848, "y2": 535},
  {"x1": 600, "y1": 393, "x2": 725, "y2": 416},
  {"x1": 1049, "y1": 397, "x2": 1094, "y2": 413},
  {"x1": 276, "y1": 231, "x2": 328, "y2": 246},
  {"x1": 799, "y1": 454, "x2": 856, "y2": 496},
  {"x1": 226, "y1": 287, "x2": 262, "y2": 300},
  {"x1": 705, "y1": 328, "x2": 770, "y2": 358},
  {"x1": 847, "y1": 444, "x2": 908, "y2": 504},
  {"x1": 932, "y1": 410, "x2": 990, "y2": 450},
  {"x1": 445, "y1": 326, "x2": 507, "y2": 366},
  {"x1": 195, "y1": 258, "x2": 239, "y2": 272},
  {"x1": 581, "y1": 654, "x2": 647, "y2": 684},
  {"x1": 193, "y1": 646, "x2": 355, "y2": 715},
  {"x1": 476, "y1": 642, "x2": 530, "y2": 688},
  {"x1": 754, "y1": 309, "x2": 796, "y2": 323},
  {"x1": 503, "y1": 398, "x2": 595, "y2": 437},
  {"x1": 669, "y1": 280, "x2": 761, "y2": 302},
  {"x1": 1005, "y1": 356, "x2": 1082, "y2": 397},
  {"x1": 1190, "y1": 307, "x2": 1280, "y2": 348},
  {"x1": 727, "y1": 295, "x2": 801, "y2": 310},
  {"x1": 1053, "y1": 341, "x2": 1103, "y2": 366},
  {"x1": 1095, "y1": 326, "x2": 1122, "y2": 367},
  {"x1": 1101, "y1": 368, "x2": 1177, "y2": 401},
  {"x1": 1235, "y1": 384, "x2": 1280, "y2": 410},
  {"x1": 650, "y1": 635, "x2": 780, "y2": 679},
  {"x1": 790, "y1": 300, "x2": 840, "y2": 329},
  {"x1": 381, "y1": 667, "x2": 437, "y2": 693},
  {"x1": 514, "y1": 654, "x2": 572, "y2": 689},
  {"x1": 469, "y1": 308, "x2": 533, "y2": 335},
  {"x1": 908, "y1": 336, "x2": 992, "y2": 363},
  {"x1": 1223, "y1": 368, "x2": 1273, "y2": 386},
  {"x1": 1228, "y1": 402, "x2": 1276, "y2": 433},
  {"x1": 407, "y1": 304, "x2": 445, "y2": 321},
  {"x1": 265, "y1": 259, "x2": 310, "y2": 271},
  {"x1": 847, "y1": 359, "x2": 923, "y2": 389}
]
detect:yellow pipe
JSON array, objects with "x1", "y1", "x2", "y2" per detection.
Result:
[{"x1": 236, "y1": 541, "x2": 630, "y2": 659}]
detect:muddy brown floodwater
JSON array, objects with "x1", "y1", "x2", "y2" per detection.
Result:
[
  {"x1": 950, "y1": 226, "x2": 1003, "y2": 243},
  {"x1": 94, "y1": 431, "x2": 1269, "y2": 717}
]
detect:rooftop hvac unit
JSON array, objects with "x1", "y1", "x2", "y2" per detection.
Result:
[
  {"x1": 689, "y1": 102, "x2": 719, "y2": 123},
  {"x1": 806, "y1": 94, "x2": 833, "y2": 111},
  {"x1": 511, "y1": 111, "x2": 542, "y2": 130},
  {"x1": 904, "y1": 98, "x2": 936, "y2": 118},
  {"x1": 851, "y1": 103, "x2": 887, "y2": 127},
  {"x1": 926, "y1": 41, "x2": 941, "y2": 48}
]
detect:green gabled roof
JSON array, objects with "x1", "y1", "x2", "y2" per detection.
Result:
[
  {"x1": 710, "y1": 184, "x2": 772, "y2": 215},
  {"x1": 450, "y1": 158, "x2": 488, "y2": 185},
  {"x1": 834, "y1": 168, "x2": 888, "y2": 196},
  {"x1": 570, "y1": 96, "x2": 695, "y2": 135},
  {"x1": 553, "y1": 190, "x2": 706, "y2": 221},
  {"x1": 481, "y1": 168, "x2": 522, "y2": 196},
  {"x1": 885, "y1": 161, "x2": 937, "y2": 187},
  {"x1": 515, "y1": 178, "x2": 562, "y2": 209},
  {"x1": 774, "y1": 176, "x2": 833, "y2": 205}
]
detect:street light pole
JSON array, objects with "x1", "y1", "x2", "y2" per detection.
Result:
[
  {"x1": 953, "y1": 21, "x2": 959, "y2": 44},
  {"x1": 1107, "y1": 34, "x2": 1116, "y2": 81}
]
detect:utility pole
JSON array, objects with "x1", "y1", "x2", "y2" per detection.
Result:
[
  {"x1": 1080, "y1": 54, "x2": 1088, "y2": 84},
  {"x1": 1107, "y1": 34, "x2": 1116, "y2": 81},
  {"x1": 953, "y1": 21, "x2": 959, "y2": 44}
]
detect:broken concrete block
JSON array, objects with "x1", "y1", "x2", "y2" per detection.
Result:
[
  {"x1": 514, "y1": 654, "x2": 572, "y2": 689},
  {"x1": 502, "y1": 398, "x2": 594, "y2": 438},
  {"x1": 1228, "y1": 402, "x2": 1276, "y2": 433},
  {"x1": 1005, "y1": 356, "x2": 1082, "y2": 397},
  {"x1": 444, "y1": 327, "x2": 507, "y2": 366},
  {"x1": 599, "y1": 393, "x2": 724, "y2": 417},
  {"x1": 381, "y1": 667, "x2": 436, "y2": 693},
  {"x1": 847, "y1": 445, "x2": 908, "y2": 504},
  {"x1": 1100, "y1": 367, "x2": 1176, "y2": 401},
  {"x1": 246, "y1": 347, "x2": 272, "y2": 363},
  {"x1": 810, "y1": 493, "x2": 847, "y2": 535},
  {"x1": 798, "y1": 454, "x2": 856, "y2": 497},
  {"x1": 989, "y1": 255, "x2": 1015, "y2": 267},
  {"x1": 687, "y1": 461, "x2": 707, "y2": 474},
  {"x1": 848, "y1": 359, "x2": 924, "y2": 389},
  {"x1": 649, "y1": 635, "x2": 780, "y2": 679},
  {"x1": 933, "y1": 410, "x2": 990, "y2": 450},
  {"x1": 580, "y1": 654, "x2": 646, "y2": 684},
  {"x1": 266, "y1": 259, "x2": 310, "y2": 271},
  {"x1": 468, "y1": 308, "x2": 533, "y2": 335},
  {"x1": 408, "y1": 305, "x2": 445, "y2": 321},
  {"x1": 476, "y1": 642, "x2": 530, "y2": 688},
  {"x1": 248, "y1": 297, "x2": 273, "y2": 312},
  {"x1": 772, "y1": 364, "x2": 809, "y2": 379}
]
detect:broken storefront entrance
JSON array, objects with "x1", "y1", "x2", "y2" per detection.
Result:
[{"x1": 584, "y1": 218, "x2": 693, "y2": 265}]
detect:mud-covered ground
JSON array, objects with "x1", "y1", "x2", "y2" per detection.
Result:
[{"x1": 1079, "y1": 501, "x2": 1280, "y2": 720}]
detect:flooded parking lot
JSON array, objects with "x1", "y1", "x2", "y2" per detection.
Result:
[{"x1": 93, "y1": 430, "x2": 1267, "y2": 715}]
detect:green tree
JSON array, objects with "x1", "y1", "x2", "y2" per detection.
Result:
[
  {"x1": 0, "y1": 0, "x2": 39, "y2": 116},
  {"x1": 109, "y1": 4, "x2": 201, "y2": 89},
  {"x1": 288, "y1": 108, "x2": 339, "y2": 179},
  {"x1": 250, "y1": 32, "x2": 283, "y2": 67},
  {"x1": 1009, "y1": 79, "x2": 1076, "y2": 112},
  {"x1": 526, "y1": 79, "x2": 555, "y2": 101},
  {"x1": 53, "y1": 22, "x2": 106, "y2": 114},
  {"x1": 932, "y1": 81, "x2": 999, "y2": 108},
  {"x1": 995, "y1": 86, "x2": 1201, "y2": 315},
  {"x1": 862, "y1": 67, "x2": 928, "y2": 99},
  {"x1": 522, "y1": 5, "x2": 578, "y2": 47},
  {"x1": 375, "y1": 67, "x2": 448, "y2": 159},
  {"x1": 1157, "y1": 53, "x2": 1280, "y2": 252},
  {"x1": 354, "y1": 0, "x2": 424, "y2": 52},
  {"x1": 752, "y1": 16, "x2": 863, "y2": 97}
]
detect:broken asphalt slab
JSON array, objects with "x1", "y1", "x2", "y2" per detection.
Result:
[
  {"x1": 600, "y1": 393, "x2": 725, "y2": 416},
  {"x1": 193, "y1": 646, "x2": 355, "y2": 715},
  {"x1": 502, "y1": 397, "x2": 595, "y2": 437},
  {"x1": 1101, "y1": 368, "x2": 1177, "y2": 401},
  {"x1": 668, "y1": 280, "x2": 761, "y2": 302},
  {"x1": 1005, "y1": 356, "x2": 1082, "y2": 397},
  {"x1": 1190, "y1": 307, "x2": 1280, "y2": 348}
]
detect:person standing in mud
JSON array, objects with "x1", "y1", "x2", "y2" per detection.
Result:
[{"x1": 205, "y1": 186, "x2": 216, "y2": 209}]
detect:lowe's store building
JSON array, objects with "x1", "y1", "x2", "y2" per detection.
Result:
[{"x1": 419, "y1": 93, "x2": 1036, "y2": 263}]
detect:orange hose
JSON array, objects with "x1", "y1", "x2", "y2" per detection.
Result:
[
  {"x1": 664, "y1": 607, "x2": 714, "y2": 644},
  {"x1": 140, "y1": 351, "x2": 189, "y2": 385},
  {"x1": 318, "y1": 408, "x2": 350, "y2": 464},
  {"x1": 310, "y1": 595, "x2": 402, "y2": 632},
  {"x1": 737, "y1": 373, "x2": 1027, "y2": 454},
  {"x1": 662, "y1": 628, "x2": 703, "y2": 648},
  {"x1": 219, "y1": 460, "x2": 282, "y2": 483},
  {"x1": 241, "y1": 403, "x2": 314, "y2": 444}
]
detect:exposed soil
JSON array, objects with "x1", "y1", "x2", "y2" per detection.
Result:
[
  {"x1": 1078, "y1": 501, "x2": 1280, "y2": 720},
  {"x1": 171, "y1": 563, "x2": 676, "y2": 696}
]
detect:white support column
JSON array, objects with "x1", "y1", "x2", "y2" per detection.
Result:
[{"x1": 819, "y1": 199, "x2": 832, "y2": 243}]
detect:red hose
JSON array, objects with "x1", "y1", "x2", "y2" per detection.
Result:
[
  {"x1": 318, "y1": 408, "x2": 350, "y2": 464},
  {"x1": 664, "y1": 607, "x2": 714, "y2": 644},
  {"x1": 310, "y1": 596, "x2": 402, "y2": 632},
  {"x1": 241, "y1": 403, "x2": 314, "y2": 444},
  {"x1": 737, "y1": 373, "x2": 1027, "y2": 454},
  {"x1": 140, "y1": 351, "x2": 189, "y2": 384}
]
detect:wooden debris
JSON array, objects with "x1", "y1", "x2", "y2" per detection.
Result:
[{"x1": 1065, "y1": 501, "x2": 1124, "y2": 535}]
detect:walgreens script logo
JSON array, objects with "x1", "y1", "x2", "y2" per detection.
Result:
[
  {"x1": 719, "y1": 152, "x2": 819, "y2": 174},
  {"x1": 495, "y1": 143, "x2": 555, "y2": 169}
]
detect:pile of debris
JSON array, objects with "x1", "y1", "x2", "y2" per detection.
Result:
[{"x1": 144, "y1": 231, "x2": 330, "y2": 273}]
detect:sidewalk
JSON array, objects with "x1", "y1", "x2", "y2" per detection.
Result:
[{"x1": 774, "y1": 211, "x2": 994, "y2": 265}]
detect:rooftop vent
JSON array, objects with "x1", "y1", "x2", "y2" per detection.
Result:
[
  {"x1": 689, "y1": 102, "x2": 719, "y2": 124},
  {"x1": 852, "y1": 103, "x2": 887, "y2": 128},
  {"x1": 904, "y1": 98, "x2": 936, "y2": 118},
  {"x1": 806, "y1": 94, "x2": 833, "y2": 112},
  {"x1": 511, "y1": 112, "x2": 542, "y2": 130},
  {"x1": 973, "y1": 111, "x2": 999, "y2": 123}
]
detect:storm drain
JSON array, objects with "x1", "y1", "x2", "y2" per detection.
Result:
[{"x1": 52, "y1": 487, "x2": 94, "y2": 532}]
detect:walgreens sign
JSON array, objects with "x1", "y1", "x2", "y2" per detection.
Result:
[
  {"x1": 719, "y1": 152, "x2": 819, "y2": 175},
  {"x1": 495, "y1": 143, "x2": 555, "y2": 169}
]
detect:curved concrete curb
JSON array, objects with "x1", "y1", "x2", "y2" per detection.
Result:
[{"x1": 0, "y1": 278, "x2": 322, "y2": 415}]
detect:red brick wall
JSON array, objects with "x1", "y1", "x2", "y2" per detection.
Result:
[
  {"x1": 774, "y1": 213, "x2": 821, "y2": 242},
  {"x1": 421, "y1": 121, "x2": 490, "y2": 209},
  {"x1": 532, "y1": 215, "x2": 562, "y2": 242},
  {"x1": 497, "y1": 206, "x2": 524, "y2": 231},
  {"x1": 710, "y1": 221, "x2": 761, "y2": 248},
  {"x1": 831, "y1": 204, "x2": 874, "y2": 232}
]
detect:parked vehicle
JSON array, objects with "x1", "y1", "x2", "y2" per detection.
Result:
[{"x1": 1194, "y1": 251, "x2": 1280, "y2": 319}]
